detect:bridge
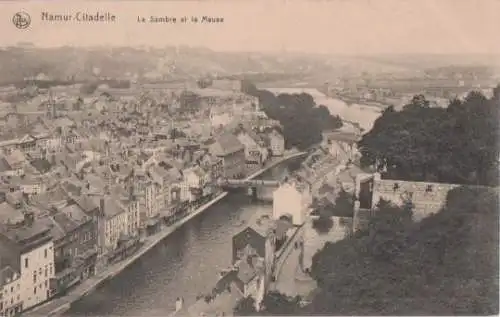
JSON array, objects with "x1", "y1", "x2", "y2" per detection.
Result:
[{"x1": 216, "y1": 178, "x2": 280, "y2": 188}]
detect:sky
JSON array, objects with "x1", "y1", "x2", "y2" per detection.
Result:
[{"x1": 1, "y1": 0, "x2": 499, "y2": 55}]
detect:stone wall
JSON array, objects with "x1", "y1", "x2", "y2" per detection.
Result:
[{"x1": 371, "y1": 173, "x2": 461, "y2": 221}]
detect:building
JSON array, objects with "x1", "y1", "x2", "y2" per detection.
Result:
[
  {"x1": 268, "y1": 129, "x2": 285, "y2": 157},
  {"x1": 236, "y1": 130, "x2": 269, "y2": 167},
  {"x1": 92, "y1": 196, "x2": 128, "y2": 255},
  {"x1": 0, "y1": 220, "x2": 55, "y2": 311},
  {"x1": 0, "y1": 265, "x2": 22, "y2": 316},
  {"x1": 209, "y1": 133, "x2": 246, "y2": 179},
  {"x1": 273, "y1": 180, "x2": 312, "y2": 226},
  {"x1": 42, "y1": 202, "x2": 98, "y2": 297},
  {"x1": 232, "y1": 212, "x2": 278, "y2": 306},
  {"x1": 182, "y1": 166, "x2": 210, "y2": 202}
]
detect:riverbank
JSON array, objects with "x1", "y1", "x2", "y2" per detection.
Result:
[
  {"x1": 24, "y1": 151, "x2": 306, "y2": 317},
  {"x1": 24, "y1": 192, "x2": 229, "y2": 317}
]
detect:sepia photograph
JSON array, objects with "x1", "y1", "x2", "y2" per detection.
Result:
[{"x1": 0, "y1": 0, "x2": 498, "y2": 316}]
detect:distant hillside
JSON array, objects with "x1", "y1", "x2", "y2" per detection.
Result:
[{"x1": 0, "y1": 47, "x2": 497, "y2": 86}]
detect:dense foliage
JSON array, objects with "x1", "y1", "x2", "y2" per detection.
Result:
[
  {"x1": 242, "y1": 81, "x2": 343, "y2": 151},
  {"x1": 234, "y1": 291, "x2": 303, "y2": 316},
  {"x1": 312, "y1": 190, "x2": 354, "y2": 233},
  {"x1": 358, "y1": 89, "x2": 500, "y2": 186},
  {"x1": 307, "y1": 187, "x2": 499, "y2": 315}
]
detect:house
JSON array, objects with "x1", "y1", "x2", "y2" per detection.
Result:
[
  {"x1": 321, "y1": 130, "x2": 361, "y2": 162},
  {"x1": 231, "y1": 213, "x2": 277, "y2": 307},
  {"x1": 148, "y1": 164, "x2": 183, "y2": 216},
  {"x1": 29, "y1": 158, "x2": 53, "y2": 176},
  {"x1": 91, "y1": 196, "x2": 128, "y2": 254},
  {"x1": 41, "y1": 202, "x2": 98, "y2": 297},
  {"x1": 182, "y1": 166, "x2": 210, "y2": 202},
  {"x1": 0, "y1": 220, "x2": 55, "y2": 311},
  {"x1": 132, "y1": 171, "x2": 156, "y2": 228},
  {"x1": 118, "y1": 191, "x2": 140, "y2": 238},
  {"x1": 0, "y1": 265, "x2": 23, "y2": 316},
  {"x1": 335, "y1": 164, "x2": 366, "y2": 194},
  {"x1": 0, "y1": 202, "x2": 25, "y2": 226},
  {"x1": 268, "y1": 129, "x2": 285, "y2": 157},
  {"x1": 209, "y1": 133, "x2": 246, "y2": 179},
  {"x1": 19, "y1": 175, "x2": 46, "y2": 197},
  {"x1": 209, "y1": 107, "x2": 233, "y2": 128},
  {"x1": 236, "y1": 130, "x2": 269, "y2": 166},
  {"x1": 199, "y1": 153, "x2": 223, "y2": 180},
  {"x1": 273, "y1": 180, "x2": 312, "y2": 226},
  {"x1": 3, "y1": 150, "x2": 27, "y2": 176}
]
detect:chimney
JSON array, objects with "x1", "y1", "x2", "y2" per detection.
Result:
[{"x1": 175, "y1": 297, "x2": 184, "y2": 312}]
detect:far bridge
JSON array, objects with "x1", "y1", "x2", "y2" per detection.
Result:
[
  {"x1": 216, "y1": 178, "x2": 280, "y2": 188},
  {"x1": 216, "y1": 178, "x2": 281, "y2": 202}
]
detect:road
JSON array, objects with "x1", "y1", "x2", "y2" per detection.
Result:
[{"x1": 273, "y1": 226, "x2": 317, "y2": 299}]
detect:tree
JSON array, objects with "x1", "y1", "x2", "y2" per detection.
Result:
[
  {"x1": 234, "y1": 296, "x2": 257, "y2": 316},
  {"x1": 260, "y1": 291, "x2": 302, "y2": 315},
  {"x1": 79, "y1": 82, "x2": 99, "y2": 95},
  {"x1": 242, "y1": 81, "x2": 343, "y2": 151},
  {"x1": 358, "y1": 91, "x2": 499, "y2": 186},
  {"x1": 308, "y1": 186, "x2": 499, "y2": 315}
]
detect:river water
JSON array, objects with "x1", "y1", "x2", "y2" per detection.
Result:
[{"x1": 65, "y1": 158, "x2": 303, "y2": 316}]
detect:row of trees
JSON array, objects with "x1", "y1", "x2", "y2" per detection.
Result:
[
  {"x1": 358, "y1": 88, "x2": 500, "y2": 186},
  {"x1": 242, "y1": 81, "x2": 343, "y2": 151}
]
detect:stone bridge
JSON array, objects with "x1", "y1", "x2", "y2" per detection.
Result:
[{"x1": 216, "y1": 178, "x2": 281, "y2": 188}]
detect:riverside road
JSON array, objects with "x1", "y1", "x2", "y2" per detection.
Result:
[{"x1": 63, "y1": 157, "x2": 304, "y2": 316}]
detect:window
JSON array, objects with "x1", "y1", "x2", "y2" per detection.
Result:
[
  {"x1": 45, "y1": 280, "x2": 48, "y2": 288},
  {"x1": 10, "y1": 286, "x2": 13, "y2": 292},
  {"x1": 44, "y1": 248, "x2": 48, "y2": 258},
  {"x1": 33, "y1": 286, "x2": 36, "y2": 295},
  {"x1": 45, "y1": 267, "x2": 48, "y2": 277},
  {"x1": 33, "y1": 272, "x2": 36, "y2": 283},
  {"x1": 393, "y1": 183, "x2": 399, "y2": 191},
  {"x1": 39, "y1": 268, "x2": 42, "y2": 275},
  {"x1": 426, "y1": 185, "x2": 433, "y2": 193},
  {"x1": 24, "y1": 258, "x2": 28, "y2": 268}
]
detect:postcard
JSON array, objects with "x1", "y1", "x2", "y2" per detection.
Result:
[{"x1": 0, "y1": 0, "x2": 498, "y2": 316}]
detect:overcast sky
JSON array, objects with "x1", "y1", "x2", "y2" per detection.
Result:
[{"x1": 1, "y1": 0, "x2": 499, "y2": 55}]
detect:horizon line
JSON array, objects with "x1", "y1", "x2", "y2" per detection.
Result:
[{"x1": 2, "y1": 44, "x2": 500, "y2": 57}]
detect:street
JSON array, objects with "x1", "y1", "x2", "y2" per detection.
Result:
[{"x1": 272, "y1": 227, "x2": 317, "y2": 299}]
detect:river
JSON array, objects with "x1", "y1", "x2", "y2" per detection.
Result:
[
  {"x1": 64, "y1": 157, "x2": 303, "y2": 317},
  {"x1": 258, "y1": 87, "x2": 382, "y2": 132}
]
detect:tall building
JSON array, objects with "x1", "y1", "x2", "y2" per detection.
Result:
[{"x1": 0, "y1": 219, "x2": 55, "y2": 311}]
